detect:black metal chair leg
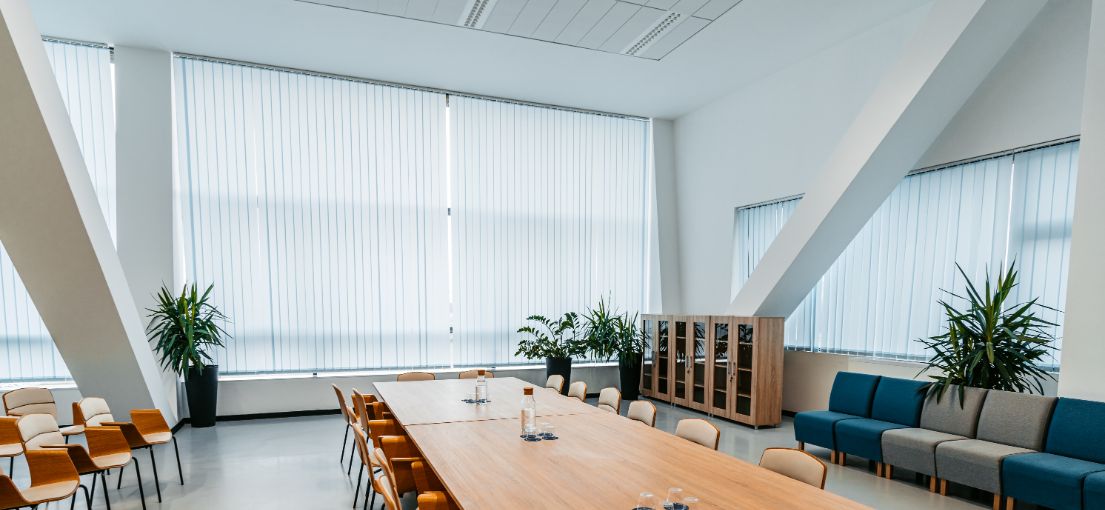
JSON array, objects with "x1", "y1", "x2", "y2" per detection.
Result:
[
  {"x1": 172, "y1": 436, "x2": 183, "y2": 485},
  {"x1": 101, "y1": 471, "x2": 111, "y2": 510},
  {"x1": 363, "y1": 480, "x2": 371, "y2": 510},
  {"x1": 347, "y1": 442, "x2": 356, "y2": 475},
  {"x1": 65, "y1": 435, "x2": 70, "y2": 444},
  {"x1": 116, "y1": 463, "x2": 124, "y2": 490},
  {"x1": 340, "y1": 424, "x2": 350, "y2": 464},
  {"x1": 132, "y1": 458, "x2": 148, "y2": 510},
  {"x1": 73, "y1": 483, "x2": 91, "y2": 510},
  {"x1": 148, "y1": 447, "x2": 162, "y2": 502},
  {"x1": 8, "y1": 456, "x2": 12, "y2": 475},
  {"x1": 354, "y1": 466, "x2": 364, "y2": 507}
]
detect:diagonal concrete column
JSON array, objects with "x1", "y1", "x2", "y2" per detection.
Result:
[
  {"x1": 731, "y1": 0, "x2": 1046, "y2": 317},
  {"x1": 1058, "y1": 0, "x2": 1105, "y2": 401},
  {"x1": 0, "y1": 0, "x2": 173, "y2": 419}
]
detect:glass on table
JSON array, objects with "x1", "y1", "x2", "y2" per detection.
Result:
[
  {"x1": 682, "y1": 496, "x2": 699, "y2": 509},
  {"x1": 633, "y1": 492, "x2": 660, "y2": 510},
  {"x1": 663, "y1": 487, "x2": 683, "y2": 510},
  {"x1": 540, "y1": 422, "x2": 557, "y2": 439}
]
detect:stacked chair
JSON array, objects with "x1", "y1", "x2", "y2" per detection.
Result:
[
  {"x1": 0, "y1": 449, "x2": 87, "y2": 510},
  {"x1": 2, "y1": 388, "x2": 84, "y2": 442},
  {"x1": 0, "y1": 418, "x2": 20, "y2": 476}
]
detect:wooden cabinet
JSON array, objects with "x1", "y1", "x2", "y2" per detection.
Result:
[{"x1": 640, "y1": 314, "x2": 783, "y2": 428}]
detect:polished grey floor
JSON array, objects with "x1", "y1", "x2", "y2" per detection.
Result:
[{"x1": 5, "y1": 400, "x2": 1010, "y2": 509}]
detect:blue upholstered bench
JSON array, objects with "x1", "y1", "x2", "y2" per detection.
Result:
[
  {"x1": 834, "y1": 377, "x2": 928, "y2": 468},
  {"x1": 794, "y1": 372, "x2": 880, "y2": 462},
  {"x1": 1004, "y1": 397, "x2": 1105, "y2": 510}
]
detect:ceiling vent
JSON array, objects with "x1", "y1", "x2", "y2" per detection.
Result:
[
  {"x1": 624, "y1": 11, "x2": 683, "y2": 57},
  {"x1": 462, "y1": 0, "x2": 498, "y2": 28}
]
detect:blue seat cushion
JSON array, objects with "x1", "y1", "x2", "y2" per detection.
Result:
[
  {"x1": 1085, "y1": 471, "x2": 1105, "y2": 509},
  {"x1": 1003, "y1": 452, "x2": 1105, "y2": 510},
  {"x1": 869, "y1": 377, "x2": 928, "y2": 426},
  {"x1": 794, "y1": 410, "x2": 861, "y2": 450},
  {"x1": 828, "y1": 372, "x2": 881, "y2": 417},
  {"x1": 1047, "y1": 398, "x2": 1105, "y2": 464},
  {"x1": 835, "y1": 418, "x2": 908, "y2": 462}
]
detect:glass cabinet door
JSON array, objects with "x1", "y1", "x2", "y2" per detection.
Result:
[
  {"x1": 673, "y1": 320, "x2": 688, "y2": 403},
  {"x1": 690, "y1": 319, "x2": 707, "y2": 409},
  {"x1": 734, "y1": 323, "x2": 754, "y2": 417},
  {"x1": 640, "y1": 317, "x2": 654, "y2": 396},
  {"x1": 709, "y1": 318, "x2": 730, "y2": 415},
  {"x1": 656, "y1": 319, "x2": 669, "y2": 399}
]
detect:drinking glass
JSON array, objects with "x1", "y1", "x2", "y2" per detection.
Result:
[
  {"x1": 682, "y1": 496, "x2": 699, "y2": 509},
  {"x1": 633, "y1": 492, "x2": 660, "y2": 510},
  {"x1": 540, "y1": 422, "x2": 556, "y2": 439},
  {"x1": 663, "y1": 487, "x2": 683, "y2": 510}
]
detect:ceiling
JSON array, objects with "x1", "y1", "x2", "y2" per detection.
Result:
[
  {"x1": 297, "y1": 0, "x2": 743, "y2": 60},
  {"x1": 26, "y1": 0, "x2": 930, "y2": 118}
]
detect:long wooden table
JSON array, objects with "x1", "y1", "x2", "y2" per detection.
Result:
[{"x1": 374, "y1": 377, "x2": 869, "y2": 509}]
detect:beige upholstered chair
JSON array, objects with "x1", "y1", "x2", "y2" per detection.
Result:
[
  {"x1": 397, "y1": 371, "x2": 436, "y2": 382},
  {"x1": 597, "y1": 388, "x2": 621, "y2": 414},
  {"x1": 458, "y1": 369, "x2": 494, "y2": 379},
  {"x1": 76, "y1": 397, "x2": 114, "y2": 427},
  {"x1": 759, "y1": 448, "x2": 827, "y2": 489},
  {"x1": 675, "y1": 418, "x2": 720, "y2": 450},
  {"x1": 627, "y1": 400, "x2": 657, "y2": 427},
  {"x1": 545, "y1": 375, "x2": 565, "y2": 393},
  {"x1": 0, "y1": 449, "x2": 84, "y2": 510},
  {"x1": 2, "y1": 387, "x2": 84, "y2": 440},
  {"x1": 75, "y1": 398, "x2": 181, "y2": 503},
  {"x1": 567, "y1": 381, "x2": 587, "y2": 402},
  {"x1": 0, "y1": 418, "x2": 21, "y2": 476}
]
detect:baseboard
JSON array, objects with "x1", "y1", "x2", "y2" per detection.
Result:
[
  {"x1": 782, "y1": 410, "x2": 797, "y2": 417},
  {"x1": 173, "y1": 408, "x2": 341, "y2": 430}
]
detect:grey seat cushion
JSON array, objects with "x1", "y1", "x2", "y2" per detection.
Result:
[
  {"x1": 975, "y1": 391, "x2": 1055, "y2": 450},
  {"x1": 935, "y1": 439, "x2": 1034, "y2": 492},
  {"x1": 882, "y1": 428, "x2": 967, "y2": 476},
  {"x1": 919, "y1": 385, "x2": 988, "y2": 437}
]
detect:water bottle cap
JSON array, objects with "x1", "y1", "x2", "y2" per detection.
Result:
[
  {"x1": 478, "y1": 369, "x2": 486, "y2": 375},
  {"x1": 523, "y1": 387, "x2": 534, "y2": 395}
]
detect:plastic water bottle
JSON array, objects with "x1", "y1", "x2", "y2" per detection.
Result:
[
  {"x1": 475, "y1": 369, "x2": 488, "y2": 403},
  {"x1": 520, "y1": 387, "x2": 537, "y2": 436}
]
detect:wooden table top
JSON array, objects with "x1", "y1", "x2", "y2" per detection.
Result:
[
  {"x1": 373, "y1": 377, "x2": 601, "y2": 426},
  {"x1": 405, "y1": 410, "x2": 869, "y2": 510}
]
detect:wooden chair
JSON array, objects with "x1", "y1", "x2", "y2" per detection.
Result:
[
  {"x1": 675, "y1": 418, "x2": 720, "y2": 450},
  {"x1": 0, "y1": 449, "x2": 87, "y2": 510},
  {"x1": 597, "y1": 388, "x2": 621, "y2": 414},
  {"x1": 627, "y1": 400, "x2": 657, "y2": 427},
  {"x1": 567, "y1": 381, "x2": 587, "y2": 402},
  {"x1": 397, "y1": 372, "x2": 436, "y2": 382},
  {"x1": 380, "y1": 436, "x2": 421, "y2": 496},
  {"x1": 412, "y1": 460, "x2": 456, "y2": 509},
  {"x1": 17, "y1": 414, "x2": 145, "y2": 509},
  {"x1": 545, "y1": 375, "x2": 565, "y2": 393},
  {"x1": 373, "y1": 470, "x2": 402, "y2": 510},
  {"x1": 2, "y1": 388, "x2": 84, "y2": 441},
  {"x1": 351, "y1": 421, "x2": 377, "y2": 509},
  {"x1": 0, "y1": 418, "x2": 21, "y2": 477},
  {"x1": 457, "y1": 369, "x2": 494, "y2": 379},
  {"x1": 373, "y1": 448, "x2": 453, "y2": 510},
  {"x1": 76, "y1": 398, "x2": 182, "y2": 503},
  {"x1": 759, "y1": 448, "x2": 827, "y2": 489},
  {"x1": 332, "y1": 384, "x2": 359, "y2": 469}
]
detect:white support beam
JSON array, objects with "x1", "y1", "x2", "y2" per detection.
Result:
[
  {"x1": 0, "y1": 0, "x2": 172, "y2": 418},
  {"x1": 1058, "y1": 0, "x2": 1105, "y2": 401},
  {"x1": 730, "y1": 0, "x2": 1046, "y2": 317}
]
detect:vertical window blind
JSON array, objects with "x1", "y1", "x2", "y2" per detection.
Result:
[
  {"x1": 450, "y1": 97, "x2": 651, "y2": 366},
  {"x1": 734, "y1": 141, "x2": 1078, "y2": 367},
  {"x1": 0, "y1": 39, "x2": 115, "y2": 382}
]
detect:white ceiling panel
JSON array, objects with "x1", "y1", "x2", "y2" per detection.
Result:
[
  {"x1": 431, "y1": 0, "x2": 468, "y2": 24},
  {"x1": 601, "y1": 6, "x2": 665, "y2": 52},
  {"x1": 637, "y1": 14, "x2": 707, "y2": 59},
  {"x1": 693, "y1": 0, "x2": 739, "y2": 20},
  {"x1": 377, "y1": 0, "x2": 409, "y2": 16},
  {"x1": 531, "y1": 0, "x2": 586, "y2": 40},
  {"x1": 482, "y1": 0, "x2": 527, "y2": 31},
  {"x1": 507, "y1": 0, "x2": 558, "y2": 36},
  {"x1": 554, "y1": 0, "x2": 615, "y2": 45},
  {"x1": 647, "y1": 0, "x2": 678, "y2": 10},
  {"x1": 669, "y1": 0, "x2": 708, "y2": 16},
  {"x1": 405, "y1": 0, "x2": 438, "y2": 19},
  {"x1": 577, "y1": 1, "x2": 639, "y2": 49}
]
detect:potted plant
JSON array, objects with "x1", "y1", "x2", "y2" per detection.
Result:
[
  {"x1": 584, "y1": 297, "x2": 649, "y2": 400},
  {"x1": 146, "y1": 283, "x2": 230, "y2": 427},
  {"x1": 918, "y1": 261, "x2": 1057, "y2": 404},
  {"x1": 516, "y1": 312, "x2": 587, "y2": 394}
]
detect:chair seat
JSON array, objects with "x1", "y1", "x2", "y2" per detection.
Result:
[
  {"x1": 20, "y1": 480, "x2": 78, "y2": 504},
  {"x1": 934, "y1": 438, "x2": 1033, "y2": 493},
  {"x1": 0, "y1": 443, "x2": 22, "y2": 457},
  {"x1": 835, "y1": 418, "x2": 908, "y2": 462},
  {"x1": 60, "y1": 425, "x2": 84, "y2": 436},
  {"x1": 881, "y1": 428, "x2": 966, "y2": 476},
  {"x1": 91, "y1": 452, "x2": 132, "y2": 470},
  {"x1": 793, "y1": 410, "x2": 862, "y2": 451},
  {"x1": 1003, "y1": 452, "x2": 1105, "y2": 510},
  {"x1": 1084, "y1": 471, "x2": 1105, "y2": 509},
  {"x1": 141, "y1": 431, "x2": 173, "y2": 445}
]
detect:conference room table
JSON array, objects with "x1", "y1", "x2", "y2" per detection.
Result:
[{"x1": 373, "y1": 376, "x2": 869, "y2": 509}]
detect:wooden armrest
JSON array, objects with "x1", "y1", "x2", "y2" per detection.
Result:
[
  {"x1": 25, "y1": 449, "x2": 78, "y2": 487},
  {"x1": 0, "y1": 417, "x2": 20, "y2": 445},
  {"x1": 101, "y1": 421, "x2": 147, "y2": 447},
  {"x1": 0, "y1": 475, "x2": 25, "y2": 506},
  {"x1": 41, "y1": 444, "x2": 95, "y2": 472},
  {"x1": 86, "y1": 426, "x2": 132, "y2": 456},
  {"x1": 416, "y1": 491, "x2": 457, "y2": 510},
  {"x1": 129, "y1": 409, "x2": 171, "y2": 435},
  {"x1": 71, "y1": 402, "x2": 85, "y2": 426},
  {"x1": 412, "y1": 459, "x2": 446, "y2": 494}
]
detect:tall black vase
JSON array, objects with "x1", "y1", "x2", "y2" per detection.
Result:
[
  {"x1": 545, "y1": 356, "x2": 572, "y2": 395},
  {"x1": 619, "y1": 356, "x2": 642, "y2": 401},
  {"x1": 185, "y1": 364, "x2": 219, "y2": 428}
]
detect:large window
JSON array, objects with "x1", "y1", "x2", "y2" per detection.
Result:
[
  {"x1": 0, "y1": 39, "x2": 116, "y2": 382},
  {"x1": 734, "y1": 140, "x2": 1078, "y2": 367},
  {"x1": 174, "y1": 56, "x2": 652, "y2": 375}
]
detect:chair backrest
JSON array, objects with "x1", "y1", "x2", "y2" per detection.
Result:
[
  {"x1": 1045, "y1": 397, "x2": 1105, "y2": 463},
  {"x1": 351, "y1": 419, "x2": 372, "y2": 469},
  {"x1": 567, "y1": 381, "x2": 587, "y2": 402},
  {"x1": 332, "y1": 384, "x2": 355, "y2": 425},
  {"x1": 373, "y1": 471, "x2": 402, "y2": 510},
  {"x1": 919, "y1": 385, "x2": 988, "y2": 437},
  {"x1": 16, "y1": 414, "x2": 64, "y2": 450},
  {"x1": 597, "y1": 388, "x2": 621, "y2": 414},
  {"x1": 396, "y1": 371, "x2": 435, "y2": 382},
  {"x1": 627, "y1": 400, "x2": 656, "y2": 427},
  {"x1": 759, "y1": 448, "x2": 826, "y2": 489},
  {"x1": 675, "y1": 418, "x2": 720, "y2": 450},
  {"x1": 2, "y1": 388, "x2": 57, "y2": 417},
  {"x1": 458, "y1": 369, "x2": 495, "y2": 379},
  {"x1": 545, "y1": 375, "x2": 565, "y2": 393},
  {"x1": 0, "y1": 417, "x2": 21, "y2": 448},
  {"x1": 827, "y1": 372, "x2": 881, "y2": 417},
  {"x1": 975, "y1": 390, "x2": 1055, "y2": 450},
  {"x1": 869, "y1": 377, "x2": 928, "y2": 426},
  {"x1": 78, "y1": 398, "x2": 115, "y2": 426}
]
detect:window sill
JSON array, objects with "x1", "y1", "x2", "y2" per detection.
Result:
[{"x1": 217, "y1": 361, "x2": 620, "y2": 382}]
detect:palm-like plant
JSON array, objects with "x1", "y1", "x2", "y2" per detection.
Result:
[
  {"x1": 918, "y1": 261, "x2": 1057, "y2": 403},
  {"x1": 146, "y1": 283, "x2": 230, "y2": 376},
  {"x1": 584, "y1": 297, "x2": 648, "y2": 363},
  {"x1": 515, "y1": 312, "x2": 587, "y2": 359}
]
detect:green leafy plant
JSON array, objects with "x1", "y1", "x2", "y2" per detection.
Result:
[
  {"x1": 584, "y1": 296, "x2": 649, "y2": 363},
  {"x1": 146, "y1": 283, "x2": 230, "y2": 376},
  {"x1": 918, "y1": 261, "x2": 1057, "y2": 403},
  {"x1": 515, "y1": 312, "x2": 587, "y2": 359}
]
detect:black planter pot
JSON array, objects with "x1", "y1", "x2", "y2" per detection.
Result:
[
  {"x1": 185, "y1": 364, "x2": 219, "y2": 428},
  {"x1": 619, "y1": 356, "x2": 643, "y2": 401},
  {"x1": 545, "y1": 356, "x2": 573, "y2": 395}
]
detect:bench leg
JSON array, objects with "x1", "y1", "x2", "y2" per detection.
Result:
[
  {"x1": 876, "y1": 462, "x2": 883, "y2": 477},
  {"x1": 797, "y1": 442, "x2": 804, "y2": 451},
  {"x1": 1006, "y1": 497, "x2": 1014, "y2": 510},
  {"x1": 940, "y1": 479, "x2": 948, "y2": 496},
  {"x1": 884, "y1": 465, "x2": 893, "y2": 479},
  {"x1": 992, "y1": 493, "x2": 1000, "y2": 510},
  {"x1": 929, "y1": 476, "x2": 937, "y2": 492}
]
